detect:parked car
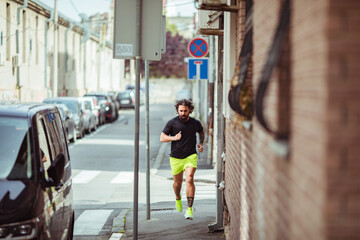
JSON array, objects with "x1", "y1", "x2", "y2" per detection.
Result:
[
  {"x1": 82, "y1": 96, "x2": 104, "y2": 126},
  {"x1": 116, "y1": 90, "x2": 135, "y2": 109},
  {"x1": 79, "y1": 97, "x2": 97, "y2": 133},
  {"x1": 97, "y1": 101, "x2": 107, "y2": 125},
  {"x1": 125, "y1": 85, "x2": 145, "y2": 105},
  {"x1": 108, "y1": 91, "x2": 120, "y2": 118},
  {"x1": 56, "y1": 104, "x2": 77, "y2": 143},
  {"x1": 43, "y1": 97, "x2": 85, "y2": 139},
  {"x1": 0, "y1": 102, "x2": 74, "y2": 239},
  {"x1": 84, "y1": 93, "x2": 117, "y2": 122}
]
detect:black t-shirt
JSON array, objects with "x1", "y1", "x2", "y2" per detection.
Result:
[{"x1": 162, "y1": 116, "x2": 203, "y2": 159}]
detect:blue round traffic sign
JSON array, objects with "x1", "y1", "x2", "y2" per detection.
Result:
[{"x1": 188, "y1": 38, "x2": 208, "y2": 58}]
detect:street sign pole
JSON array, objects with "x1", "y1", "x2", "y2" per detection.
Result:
[
  {"x1": 145, "y1": 60, "x2": 150, "y2": 220},
  {"x1": 196, "y1": 62, "x2": 201, "y2": 120},
  {"x1": 133, "y1": 0, "x2": 142, "y2": 239}
]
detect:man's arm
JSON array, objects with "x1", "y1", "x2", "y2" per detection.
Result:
[
  {"x1": 199, "y1": 130, "x2": 204, "y2": 145},
  {"x1": 197, "y1": 130, "x2": 205, "y2": 152},
  {"x1": 160, "y1": 131, "x2": 182, "y2": 142}
]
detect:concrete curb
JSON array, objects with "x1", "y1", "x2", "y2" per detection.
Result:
[
  {"x1": 112, "y1": 143, "x2": 169, "y2": 239},
  {"x1": 111, "y1": 208, "x2": 130, "y2": 234}
]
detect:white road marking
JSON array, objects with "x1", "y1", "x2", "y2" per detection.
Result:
[
  {"x1": 109, "y1": 233, "x2": 123, "y2": 240},
  {"x1": 74, "y1": 209, "x2": 113, "y2": 235},
  {"x1": 76, "y1": 138, "x2": 145, "y2": 146},
  {"x1": 110, "y1": 172, "x2": 133, "y2": 184},
  {"x1": 72, "y1": 170, "x2": 101, "y2": 184}
]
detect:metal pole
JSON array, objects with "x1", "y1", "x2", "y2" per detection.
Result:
[
  {"x1": 53, "y1": 0, "x2": 58, "y2": 97},
  {"x1": 207, "y1": 36, "x2": 215, "y2": 166},
  {"x1": 208, "y1": 30, "x2": 224, "y2": 233},
  {"x1": 45, "y1": 10, "x2": 53, "y2": 97},
  {"x1": 133, "y1": 0, "x2": 142, "y2": 239},
  {"x1": 196, "y1": 63, "x2": 200, "y2": 120},
  {"x1": 16, "y1": 29, "x2": 20, "y2": 99},
  {"x1": 145, "y1": 60, "x2": 150, "y2": 220}
]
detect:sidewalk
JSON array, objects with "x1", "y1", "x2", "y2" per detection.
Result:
[{"x1": 113, "y1": 142, "x2": 224, "y2": 240}]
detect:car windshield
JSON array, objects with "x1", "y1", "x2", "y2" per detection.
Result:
[
  {"x1": 46, "y1": 100, "x2": 78, "y2": 114},
  {"x1": 0, "y1": 117, "x2": 32, "y2": 180},
  {"x1": 57, "y1": 107, "x2": 65, "y2": 120},
  {"x1": 86, "y1": 95, "x2": 106, "y2": 101},
  {"x1": 118, "y1": 92, "x2": 130, "y2": 98}
]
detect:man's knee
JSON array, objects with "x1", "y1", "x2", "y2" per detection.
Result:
[
  {"x1": 186, "y1": 175, "x2": 194, "y2": 185},
  {"x1": 173, "y1": 177, "x2": 183, "y2": 186}
]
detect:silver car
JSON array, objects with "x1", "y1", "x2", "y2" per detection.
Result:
[{"x1": 79, "y1": 97, "x2": 97, "y2": 133}]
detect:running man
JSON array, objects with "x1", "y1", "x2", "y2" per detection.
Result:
[{"x1": 160, "y1": 99, "x2": 204, "y2": 220}]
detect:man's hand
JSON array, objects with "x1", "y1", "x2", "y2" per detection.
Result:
[
  {"x1": 197, "y1": 144, "x2": 203, "y2": 152},
  {"x1": 174, "y1": 131, "x2": 182, "y2": 141}
]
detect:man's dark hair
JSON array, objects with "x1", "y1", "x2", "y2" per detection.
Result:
[{"x1": 175, "y1": 99, "x2": 194, "y2": 114}]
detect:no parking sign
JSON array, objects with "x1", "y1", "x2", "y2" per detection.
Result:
[{"x1": 188, "y1": 38, "x2": 208, "y2": 58}]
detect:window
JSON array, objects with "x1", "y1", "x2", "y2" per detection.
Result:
[
  {"x1": 79, "y1": 37, "x2": 82, "y2": 72},
  {"x1": 0, "y1": 117, "x2": 32, "y2": 180},
  {"x1": 42, "y1": 111, "x2": 68, "y2": 163},
  {"x1": 22, "y1": 10, "x2": 26, "y2": 63},
  {"x1": 37, "y1": 118, "x2": 51, "y2": 172},
  {"x1": 36, "y1": 16, "x2": 39, "y2": 64},
  {"x1": 6, "y1": 3, "x2": 10, "y2": 61},
  {"x1": 72, "y1": 33, "x2": 75, "y2": 70}
]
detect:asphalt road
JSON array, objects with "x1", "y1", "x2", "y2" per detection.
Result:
[{"x1": 68, "y1": 103, "x2": 177, "y2": 239}]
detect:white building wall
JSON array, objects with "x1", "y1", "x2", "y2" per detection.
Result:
[
  {"x1": 0, "y1": 0, "x2": 125, "y2": 101},
  {"x1": 0, "y1": 0, "x2": 20, "y2": 100},
  {"x1": 223, "y1": 11, "x2": 237, "y2": 120}
]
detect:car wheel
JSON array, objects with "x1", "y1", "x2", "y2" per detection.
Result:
[
  {"x1": 67, "y1": 212, "x2": 74, "y2": 240},
  {"x1": 70, "y1": 129, "x2": 77, "y2": 143},
  {"x1": 79, "y1": 129, "x2": 84, "y2": 139}
]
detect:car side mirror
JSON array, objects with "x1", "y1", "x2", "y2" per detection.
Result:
[{"x1": 47, "y1": 153, "x2": 65, "y2": 186}]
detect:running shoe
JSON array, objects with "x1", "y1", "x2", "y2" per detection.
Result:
[
  {"x1": 175, "y1": 197, "x2": 183, "y2": 212},
  {"x1": 184, "y1": 207, "x2": 193, "y2": 220}
]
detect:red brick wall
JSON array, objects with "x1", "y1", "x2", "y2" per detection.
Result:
[
  {"x1": 223, "y1": 1, "x2": 256, "y2": 239},
  {"x1": 221, "y1": 0, "x2": 360, "y2": 239},
  {"x1": 223, "y1": 0, "x2": 360, "y2": 239},
  {"x1": 326, "y1": 1, "x2": 360, "y2": 239},
  {"x1": 224, "y1": 122, "x2": 243, "y2": 240}
]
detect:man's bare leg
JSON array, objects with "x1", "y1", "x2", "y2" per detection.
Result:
[
  {"x1": 185, "y1": 167, "x2": 196, "y2": 207},
  {"x1": 173, "y1": 171, "x2": 183, "y2": 200}
]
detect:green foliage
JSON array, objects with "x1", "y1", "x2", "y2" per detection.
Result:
[
  {"x1": 166, "y1": 22, "x2": 179, "y2": 36},
  {"x1": 149, "y1": 31, "x2": 190, "y2": 79}
]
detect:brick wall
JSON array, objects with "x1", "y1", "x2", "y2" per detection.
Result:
[
  {"x1": 221, "y1": 0, "x2": 360, "y2": 239},
  {"x1": 326, "y1": 0, "x2": 360, "y2": 239}
]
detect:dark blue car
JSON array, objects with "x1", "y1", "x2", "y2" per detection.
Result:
[{"x1": 0, "y1": 102, "x2": 74, "y2": 239}]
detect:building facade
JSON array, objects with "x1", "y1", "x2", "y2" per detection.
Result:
[
  {"x1": 198, "y1": 0, "x2": 360, "y2": 239},
  {"x1": 0, "y1": 0, "x2": 125, "y2": 102}
]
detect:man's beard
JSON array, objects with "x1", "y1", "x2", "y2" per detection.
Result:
[{"x1": 179, "y1": 114, "x2": 189, "y2": 122}]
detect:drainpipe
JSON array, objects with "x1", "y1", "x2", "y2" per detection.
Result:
[
  {"x1": 16, "y1": 0, "x2": 28, "y2": 100},
  {"x1": 79, "y1": 14, "x2": 89, "y2": 94},
  {"x1": 65, "y1": 22, "x2": 73, "y2": 72},
  {"x1": 45, "y1": 9, "x2": 54, "y2": 97},
  {"x1": 65, "y1": 22, "x2": 73, "y2": 94},
  {"x1": 52, "y1": 0, "x2": 58, "y2": 97}
]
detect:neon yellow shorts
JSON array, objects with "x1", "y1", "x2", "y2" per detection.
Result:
[{"x1": 170, "y1": 153, "x2": 198, "y2": 176}]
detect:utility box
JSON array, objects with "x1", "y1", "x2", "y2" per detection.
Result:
[
  {"x1": 113, "y1": 0, "x2": 163, "y2": 61},
  {"x1": 198, "y1": 10, "x2": 220, "y2": 30},
  {"x1": 199, "y1": 0, "x2": 228, "y2": 6}
]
